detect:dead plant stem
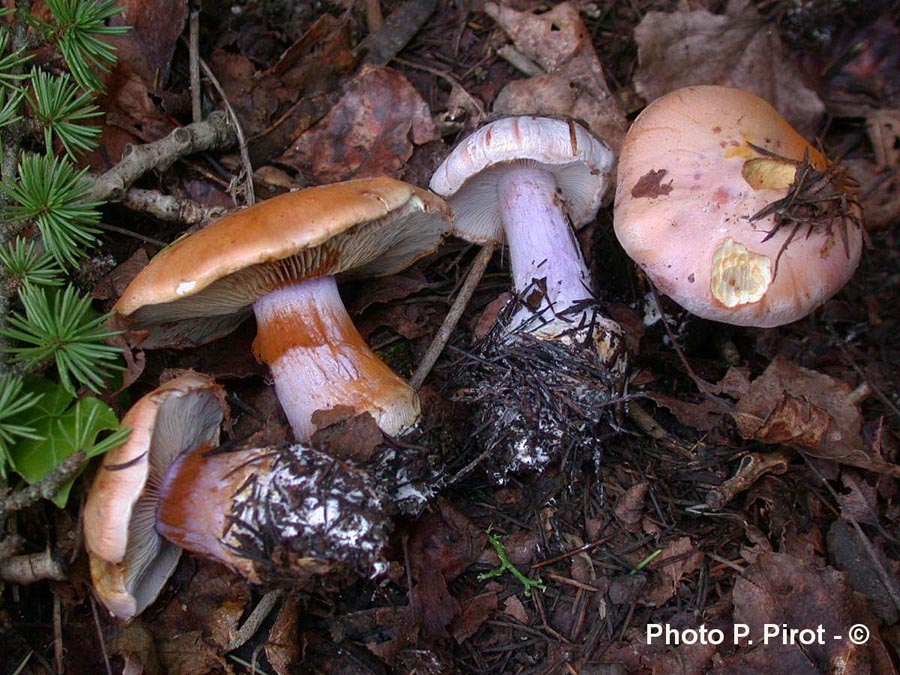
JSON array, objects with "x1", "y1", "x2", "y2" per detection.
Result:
[{"x1": 411, "y1": 242, "x2": 495, "y2": 388}]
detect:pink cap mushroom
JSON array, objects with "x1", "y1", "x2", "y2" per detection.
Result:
[
  {"x1": 614, "y1": 85, "x2": 864, "y2": 327},
  {"x1": 83, "y1": 372, "x2": 226, "y2": 620}
]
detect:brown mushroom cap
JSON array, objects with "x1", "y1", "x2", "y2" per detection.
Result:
[
  {"x1": 614, "y1": 86, "x2": 863, "y2": 327},
  {"x1": 115, "y1": 177, "x2": 451, "y2": 348},
  {"x1": 83, "y1": 372, "x2": 226, "y2": 619},
  {"x1": 429, "y1": 116, "x2": 616, "y2": 244}
]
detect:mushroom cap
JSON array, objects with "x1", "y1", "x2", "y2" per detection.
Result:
[
  {"x1": 114, "y1": 177, "x2": 451, "y2": 348},
  {"x1": 83, "y1": 372, "x2": 226, "y2": 619},
  {"x1": 429, "y1": 116, "x2": 616, "y2": 243},
  {"x1": 614, "y1": 85, "x2": 863, "y2": 327}
]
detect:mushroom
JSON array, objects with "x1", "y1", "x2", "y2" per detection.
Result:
[
  {"x1": 85, "y1": 374, "x2": 390, "y2": 620},
  {"x1": 614, "y1": 85, "x2": 864, "y2": 327},
  {"x1": 430, "y1": 115, "x2": 622, "y2": 346},
  {"x1": 83, "y1": 372, "x2": 226, "y2": 620},
  {"x1": 114, "y1": 178, "x2": 451, "y2": 442},
  {"x1": 429, "y1": 116, "x2": 627, "y2": 480}
]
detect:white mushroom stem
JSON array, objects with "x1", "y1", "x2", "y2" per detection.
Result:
[
  {"x1": 498, "y1": 167, "x2": 595, "y2": 332},
  {"x1": 252, "y1": 275, "x2": 420, "y2": 441}
]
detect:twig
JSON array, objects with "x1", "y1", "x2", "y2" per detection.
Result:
[
  {"x1": 411, "y1": 242, "x2": 495, "y2": 388},
  {"x1": 496, "y1": 45, "x2": 544, "y2": 77},
  {"x1": 0, "y1": 550, "x2": 66, "y2": 583},
  {"x1": 189, "y1": 4, "x2": 202, "y2": 124},
  {"x1": 119, "y1": 188, "x2": 227, "y2": 225},
  {"x1": 225, "y1": 589, "x2": 284, "y2": 652},
  {"x1": 53, "y1": 592, "x2": 63, "y2": 674},
  {"x1": 365, "y1": 0, "x2": 383, "y2": 33},
  {"x1": 355, "y1": 0, "x2": 438, "y2": 66},
  {"x1": 198, "y1": 58, "x2": 255, "y2": 206},
  {"x1": 0, "y1": 451, "x2": 86, "y2": 520},
  {"x1": 94, "y1": 222, "x2": 167, "y2": 248},
  {"x1": 90, "y1": 597, "x2": 113, "y2": 675},
  {"x1": 88, "y1": 112, "x2": 235, "y2": 203},
  {"x1": 650, "y1": 284, "x2": 731, "y2": 409}
]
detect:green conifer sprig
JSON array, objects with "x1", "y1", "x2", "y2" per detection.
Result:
[
  {"x1": 0, "y1": 238, "x2": 64, "y2": 289},
  {"x1": 28, "y1": 69, "x2": 102, "y2": 158},
  {"x1": 1, "y1": 285, "x2": 123, "y2": 394},
  {"x1": 0, "y1": 87, "x2": 23, "y2": 130},
  {"x1": 0, "y1": 375, "x2": 43, "y2": 479},
  {"x1": 0, "y1": 31, "x2": 32, "y2": 90},
  {"x1": 3, "y1": 154, "x2": 103, "y2": 267},
  {"x1": 29, "y1": 0, "x2": 128, "y2": 92}
]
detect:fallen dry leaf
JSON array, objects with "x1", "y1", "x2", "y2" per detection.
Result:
[
  {"x1": 265, "y1": 596, "x2": 301, "y2": 675},
  {"x1": 650, "y1": 393, "x2": 728, "y2": 432},
  {"x1": 843, "y1": 158, "x2": 900, "y2": 231},
  {"x1": 407, "y1": 500, "x2": 487, "y2": 639},
  {"x1": 486, "y1": 1, "x2": 626, "y2": 149},
  {"x1": 309, "y1": 407, "x2": 384, "y2": 463},
  {"x1": 605, "y1": 613, "x2": 722, "y2": 674},
  {"x1": 111, "y1": 624, "x2": 163, "y2": 675},
  {"x1": 155, "y1": 631, "x2": 231, "y2": 675},
  {"x1": 92, "y1": 248, "x2": 149, "y2": 301},
  {"x1": 449, "y1": 591, "x2": 498, "y2": 644},
  {"x1": 713, "y1": 551, "x2": 896, "y2": 674},
  {"x1": 244, "y1": 16, "x2": 358, "y2": 161},
  {"x1": 732, "y1": 357, "x2": 900, "y2": 475},
  {"x1": 345, "y1": 269, "x2": 433, "y2": 314},
  {"x1": 645, "y1": 537, "x2": 702, "y2": 607},
  {"x1": 280, "y1": 64, "x2": 438, "y2": 183},
  {"x1": 827, "y1": 519, "x2": 900, "y2": 626},
  {"x1": 116, "y1": 0, "x2": 187, "y2": 86},
  {"x1": 207, "y1": 48, "x2": 276, "y2": 138},
  {"x1": 150, "y1": 559, "x2": 251, "y2": 651},
  {"x1": 634, "y1": 0, "x2": 824, "y2": 136},
  {"x1": 502, "y1": 594, "x2": 529, "y2": 624},
  {"x1": 838, "y1": 472, "x2": 880, "y2": 526},
  {"x1": 614, "y1": 482, "x2": 649, "y2": 532}
]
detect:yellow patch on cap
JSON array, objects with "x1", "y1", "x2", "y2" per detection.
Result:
[
  {"x1": 711, "y1": 239, "x2": 772, "y2": 307},
  {"x1": 741, "y1": 157, "x2": 798, "y2": 190}
]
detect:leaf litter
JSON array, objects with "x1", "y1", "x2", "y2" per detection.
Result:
[{"x1": 9, "y1": 1, "x2": 900, "y2": 674}]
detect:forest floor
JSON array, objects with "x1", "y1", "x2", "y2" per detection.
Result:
[{"x1": 2, "y1": 0, "x2": 900, "y2": 673}]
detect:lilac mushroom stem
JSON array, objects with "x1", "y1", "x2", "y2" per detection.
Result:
[{"x1": 498, "y1": 167, "x2": 595, "y2": 333}]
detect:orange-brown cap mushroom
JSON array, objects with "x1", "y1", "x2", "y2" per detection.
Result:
[
  {"x1": 614, "y1": 86, "x2": 864, "y2": 327},
  {"x1": 83, "y1": 372, "x2": 226, "y2": 620},
  {"x1": 114, "y1": 177, "x2": 451, "y2": 441}
]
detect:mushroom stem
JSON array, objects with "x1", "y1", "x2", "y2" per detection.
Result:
[
  {"x1": 498, "y1": 167, "x2": 595, "y2": 332},
  {"x1": 252, "y1": 275, "x2": 419, "y2": 441},
  {"x1": 155, "y1": 443, "x2": 390, "y2": 583}
]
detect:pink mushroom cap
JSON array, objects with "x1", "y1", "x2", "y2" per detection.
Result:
[{"x1": 614, "y1": 85, "x2": 863, "y2": 327}]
